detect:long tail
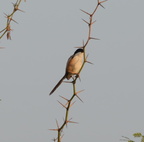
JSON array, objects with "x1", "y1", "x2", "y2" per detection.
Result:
[{"x1": 49, "y1": 75, "x2": 66, "y2": 95}]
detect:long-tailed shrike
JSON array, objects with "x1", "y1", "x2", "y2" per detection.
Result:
[{"x1": 49, "y1": 48, "x2": 84, "y2": 95}]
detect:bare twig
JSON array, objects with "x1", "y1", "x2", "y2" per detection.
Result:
[
  {"x1": 0, "y1": 0, "x2": 26, "y2": 40},
  {"x1": 51, "y1": 1, "x2": 107, "y2": 141}
]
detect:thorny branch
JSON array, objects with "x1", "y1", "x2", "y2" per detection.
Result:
[
  {"x1": 50, "y1": 0, "x2": 107, "y2": 142},
  {"x1": 0, "y1": 0, "x2": 26, "y2": 40}
]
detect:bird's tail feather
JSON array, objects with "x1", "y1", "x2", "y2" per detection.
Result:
[{"x1": 49, "y1": 75, "x2": 65, "y2": 95}]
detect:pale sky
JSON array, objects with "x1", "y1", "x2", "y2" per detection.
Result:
[{"x1": 0, "y1": 0, "x2": 144, "y2": 142}]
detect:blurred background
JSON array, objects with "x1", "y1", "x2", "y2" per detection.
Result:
[{"x1": 0, "y1": 0, "x2": 144, "y2": 142}]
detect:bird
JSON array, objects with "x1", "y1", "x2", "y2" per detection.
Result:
[{"x1": 49, "y1": 48, "x2": 84, "y2": 95}]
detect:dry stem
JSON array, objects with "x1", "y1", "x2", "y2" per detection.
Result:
[
  {"x1": 51, "y1": 1, "x2": 107, "y2": 141},
  {"x1": 0, "y1": 0, "x2": 25, "y2": 40}
]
